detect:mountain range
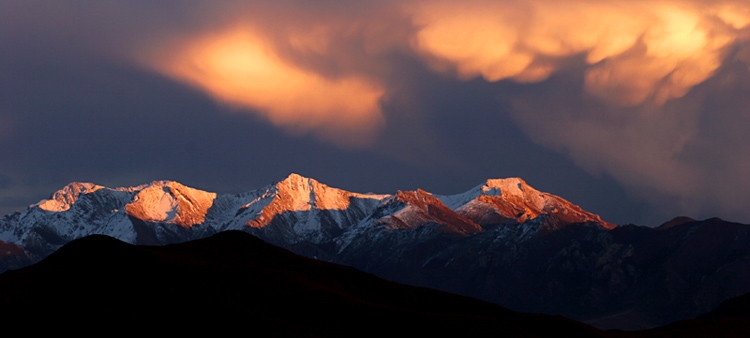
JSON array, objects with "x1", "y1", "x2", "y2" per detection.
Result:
[{"x1": 1, "y1": 173, "x2": 749, "y2": 330}]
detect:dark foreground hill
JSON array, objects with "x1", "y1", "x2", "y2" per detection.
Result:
[
  {"x1": 0, "y1": 230, "x2": 606, "y2": 337},
  {"x1": 1, "y1": 231, "x2": 749, "y2": 337}
]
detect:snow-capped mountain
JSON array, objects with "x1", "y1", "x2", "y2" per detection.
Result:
[
  {"x1": 436, "y1": 177, "x2": 615, "y2": 229},
  {"x1": 0, "y1": 173, "x2": 608, "y2": 259},
  {"x1": 0, "y1": 174, "x2": 392, "y2": 256}
]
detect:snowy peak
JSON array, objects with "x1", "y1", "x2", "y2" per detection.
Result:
[
  {"x1": 273, "y1": 173, "x2": 317, "y2": 211},
  {"x1": 245, "y1": 173, "x2": 389, "y2": 229},
  {"x1": 124, "y1": 181, "x2": 217, "y2": 228},
  {"x1": 437, "y1": 178, "x2": 615, "y2": 229},
  {"x1": 35, "y1": 180, "x2": 219, "y2": 228},
  {"x1": 0, "y1": 174, "x2": 622, "y2": 274},
  {"x1": 7, "y1": 174, "x2": 615, "y2": 251},
  {"x1": 436, "y1": 178, "x2": 530, "y2": 210},
  {"x1": 34, "y1": 182, "x2": 105, "y2": 212},
  {"x1": 388, "y1": 189, "x2": 436, "y2": 208},
  {"x1": 482, "y1": 177, "x2": 528, "y2": 196},
  {"x1": 272, "y1": 173, "x2": 388, "y2": 212},
  {"x1": 272, "y1": 173, "x2": 336, "y2": 212},
  {"x1": 25, "y1": 176, "x2": 612, "y2": 233},
  {"x1": 376, "y1": 189, "x2": 482, "y2": 235}
]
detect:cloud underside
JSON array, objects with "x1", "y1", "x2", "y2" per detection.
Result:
[{"x1": 410, "y1": 1, "x2": 748, "y2": 104}]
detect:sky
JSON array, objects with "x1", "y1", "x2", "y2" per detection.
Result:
[{"x1": 1, "y1": 0, "x2": 750, "y2": 226}]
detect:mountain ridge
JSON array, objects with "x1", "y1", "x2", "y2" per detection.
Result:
[{"x1": 0, "y1": 173, "x2": 610, "y2": 253}]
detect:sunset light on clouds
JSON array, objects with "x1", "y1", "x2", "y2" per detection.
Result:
[
  {"x1": 2, "y1": 0, "x2": 750, "y2": 226},
  {"x1": 143, "y1": 0, "x2": 750, "y2": 141},
  {"x1": 410, "y1": 0, "x2": 749, "y2": 106},
  {"x1": 147, "y1": 26, "x2": 385, "y2": 147}
]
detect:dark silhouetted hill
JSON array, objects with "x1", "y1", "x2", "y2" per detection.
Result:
[{"x1": 0, "y1": 230, "x2": 606, "y2": 337}]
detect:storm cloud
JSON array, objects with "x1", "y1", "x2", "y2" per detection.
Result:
[
  {"x1": 407, "y1": 0, "x2": 750, "y2": 220},
  {"x1": 1, "y1": 0, "x2": 749, "y2": 225}
]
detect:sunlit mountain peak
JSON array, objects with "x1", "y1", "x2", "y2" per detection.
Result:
[
  {"x1": 125, "y1": 181, "x2": 217, "y2": 228},
  {"x1": 482, "y1": 177, "x2": 529, "y2": 196},
  {"x1": 34, "y1": 182, "x2": 104, "y2": 212}
]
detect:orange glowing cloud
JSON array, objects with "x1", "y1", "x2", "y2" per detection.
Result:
[
  {"x1": 146, "y1": 26, "x2": 385, "y2": 147},
  {"x1": 409, "y1": 2, "x2": 533, "y2": 82},
  {"x1": 407, "y1": 0, "x2": 750, "y2": 106}
]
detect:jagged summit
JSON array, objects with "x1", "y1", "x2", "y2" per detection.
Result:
[
  {"x1": 278, "y1": 172, "x2": 315, "y2": 185},
  {"x1": 483, "y1": 177, "x2": 528, "y2": 195},
  {"x1": 31, "y1": 180, "x2": 217, "y2": 228},
  {"x1": 437, "y1": 178, "x2": 615, "y2": 229},
  {"x1": 124, "y1": 181, "x2": 217, "y2": 227},
  {"x1": 260, "y1": 173, "x2": 389, "y2": 213},
  {"x1": 274, "y1": 173, "x2": 316, "y2": 191},
  {"x1": 34, "y1": 182, "x2": 104, "y2": 212},
  {"x1": 236, "y1": 174, "x2": 391, "y2": 245},
  {"x1": 1, "y1": 173, "x2": 614, "y2": 267},
  {"x1": 436, "y1": 178, "x2": 531, "y2": 210},
  {"x1": 24, "y1": 175, "x2": 612, "y2": 232},
  {"x1": 377, "y1": 189, "x2": 482, "y2": 234}
]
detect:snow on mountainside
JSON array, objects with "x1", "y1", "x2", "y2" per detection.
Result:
[
  {"x1": 436, "y1": 178, "x2": 615, "y2": 229},
  {"x1": 27, "y1": 180, "x2": 217, "y2": 230},
  {"x1": 0, "y1": 173, "x2": 612, "y2": 268},
  {"x1": 244, "y1": 173, "x2": 388, "y2": 230},
  {"x1": 223, "y1": 173, "x2": 390, "y2": 245},
  {"x1": 373, "y1": 189, "x2": 481, "y2": 233},
  {"x1": 124, "y1": 181, "x2": 216, "y2": 227}
]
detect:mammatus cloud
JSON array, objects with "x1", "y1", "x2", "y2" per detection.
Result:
[
  {"x1": 409, "y1": 0, "x2": 748, "y2": 106},
  {"x1": 408, "y1": 0, "x2": 750, "y2": 220}
]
